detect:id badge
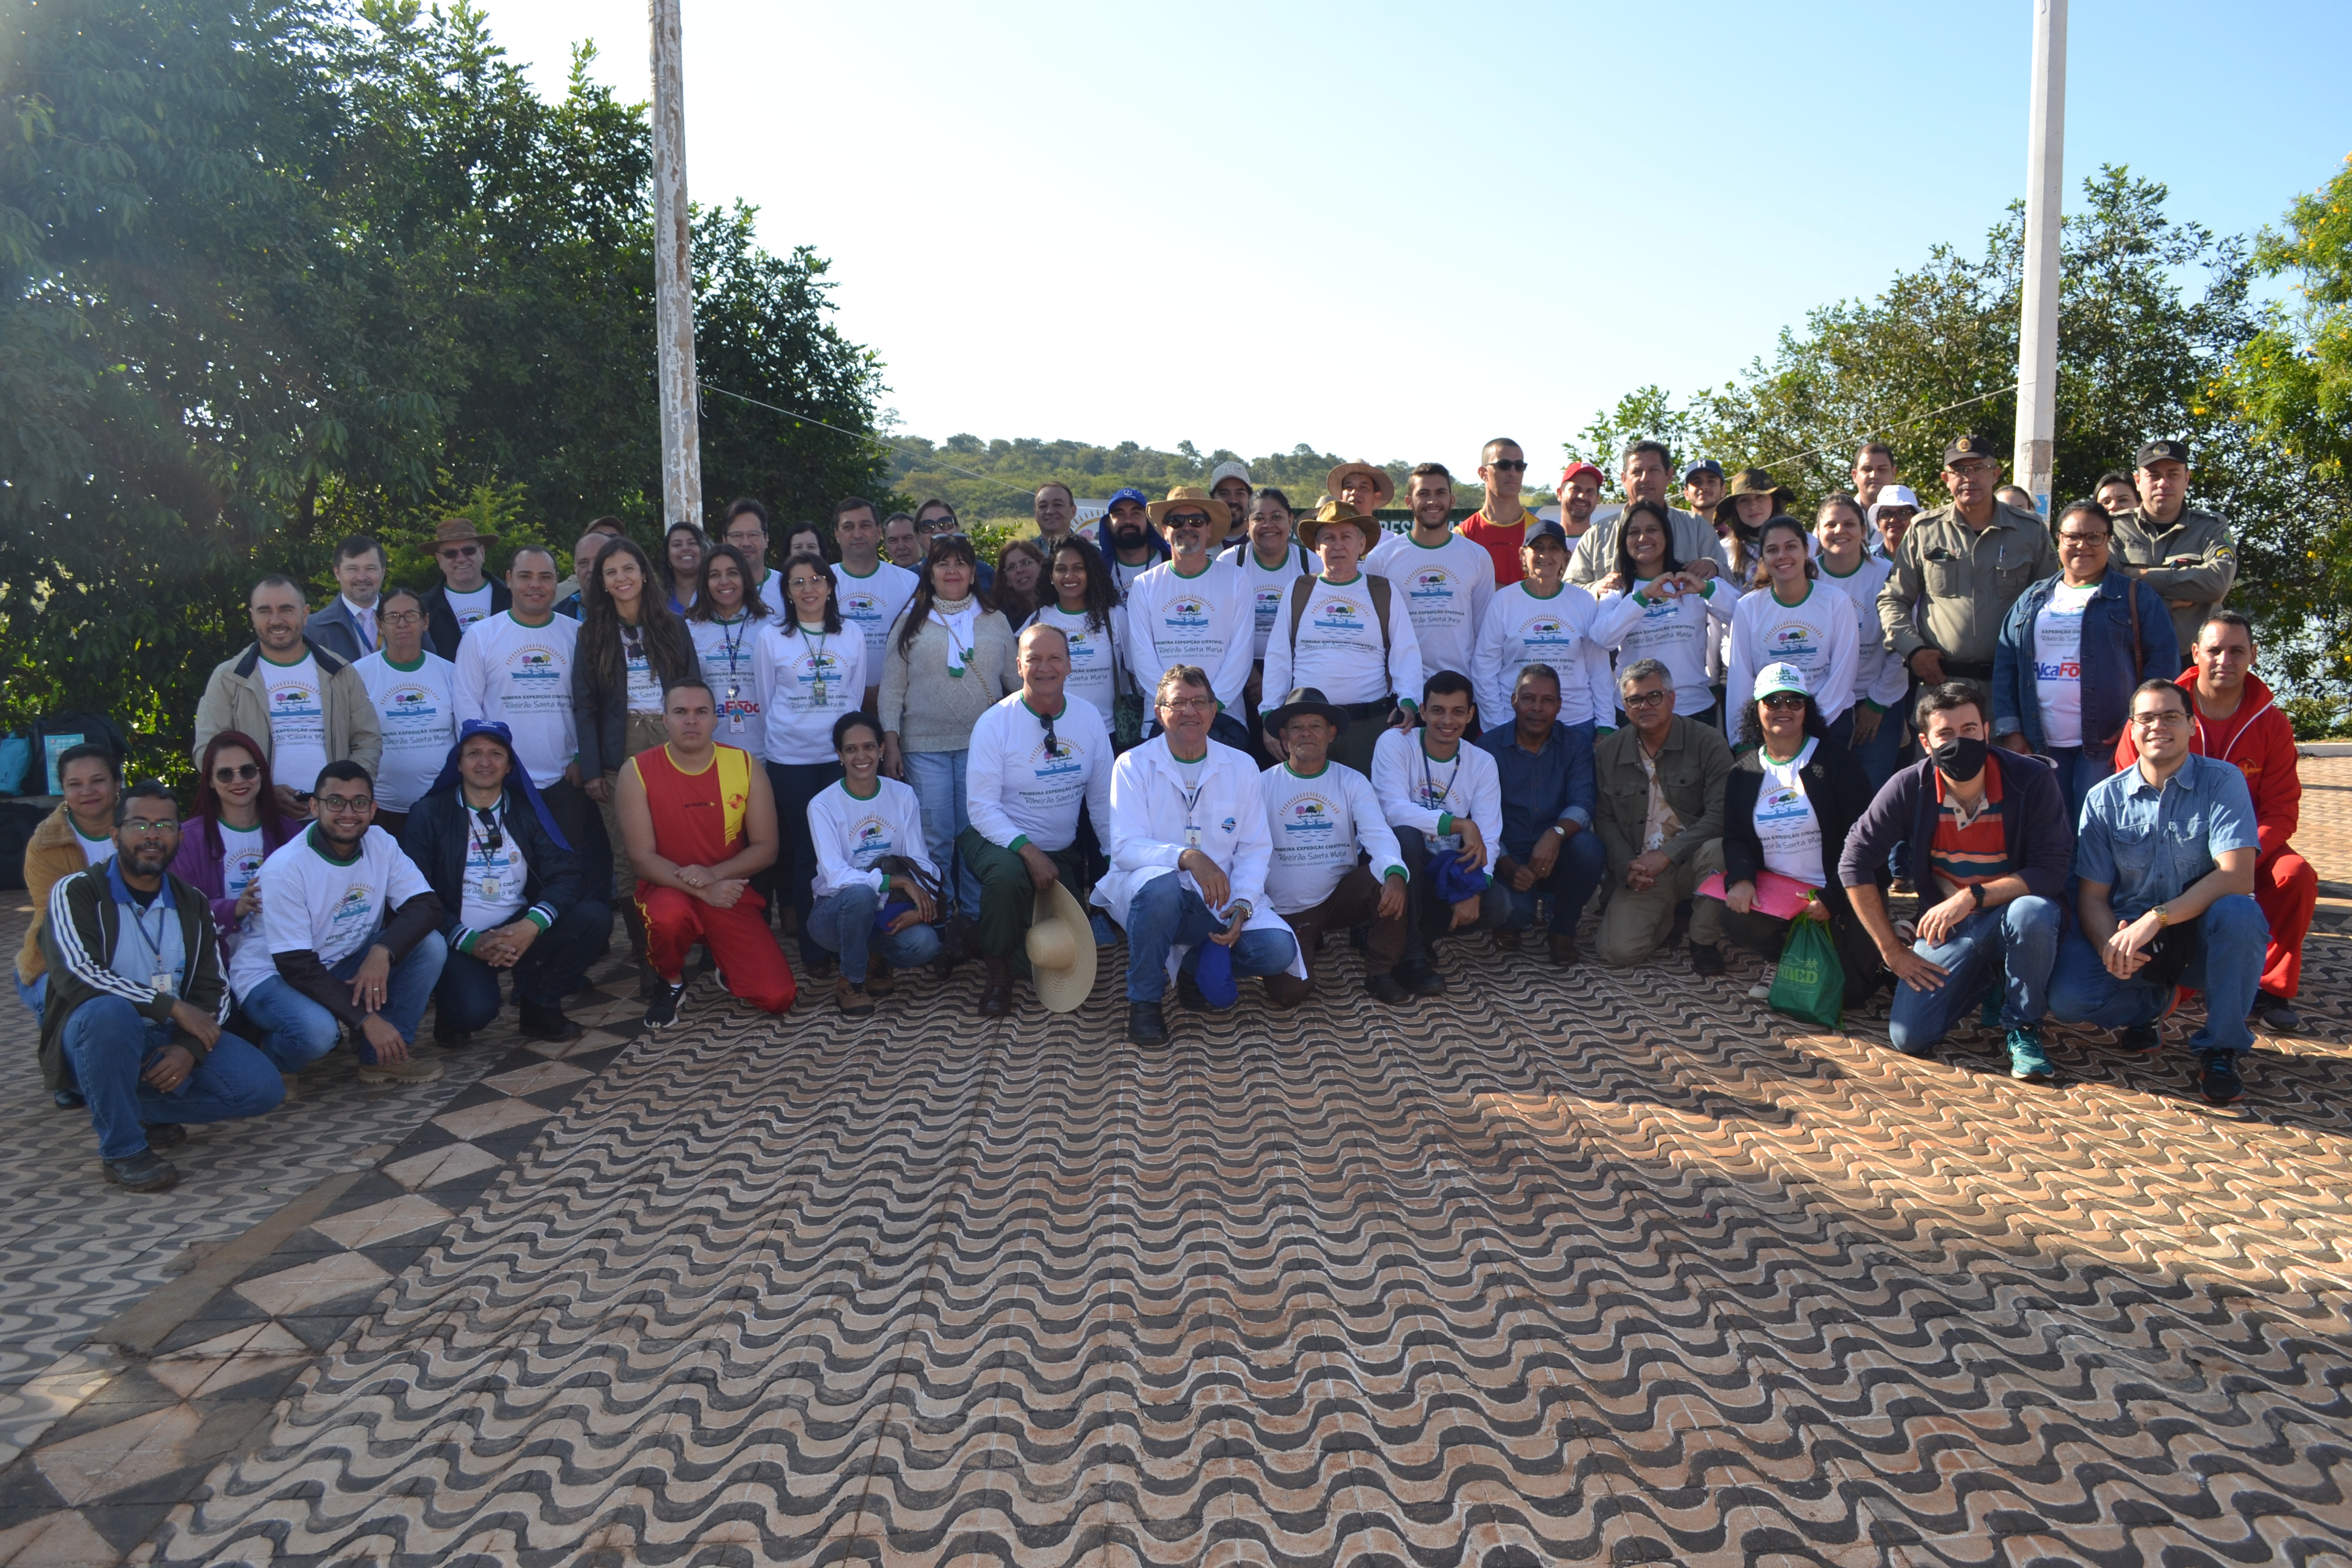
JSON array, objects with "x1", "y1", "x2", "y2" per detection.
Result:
[
  {"x1": 728, "y1": 708, "x2": 746, "y2": 734},
  {"x1": 1185, "y1": 825, "x2": 1202, "y2": 849},
  {"x1": 480, "y1": 878, "x2": 502, "y2": 899},
  {"x1": 150, "y1": 972, "x2": 174, "y2": 996}
]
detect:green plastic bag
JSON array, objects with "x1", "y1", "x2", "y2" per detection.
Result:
[{"x1": 1768, "y1": 901, "x2": 1846, "y2": 1031}]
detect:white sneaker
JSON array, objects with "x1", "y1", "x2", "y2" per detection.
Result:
[{"x1": 1748, "y1": 966, "x2": 1776, "y2": 1001}]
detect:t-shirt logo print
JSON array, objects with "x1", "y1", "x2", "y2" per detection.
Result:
[
  {"x1": 384, "y1": 684, "x2": 436, "y2": 717},
  {"x1": 1313, "y1": 598, "x2": 1366, "y2": 630},
  {"x1": 1408, "y1": 568, "x2": 1453, "y2": 599},
  {"x1": 270, "y1": 683, "x2": 321, "y2": 714},
  {"x1": 329, "y1": 884, "x2": 377, "y2": 933},
  {"x1": 1166, "y1": 598, "x2": 1210, "y2": 627},
  {"x1": 1769, "y1": 625, "x2": 1820, "y2": 658},
  {"x1": 1284, "y1": 796, "x2": 1338, "y2": 837}
]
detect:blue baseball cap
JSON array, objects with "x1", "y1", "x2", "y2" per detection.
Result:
[
  {"x1": 1682, "y1": 457, "x2": 1724, "y2": 483},
  {"x1": 1525, "y1": 519, "x2": 1570, "y2": 548},
  {"x1": 1106, "y1": 486, "x2": 1149, "y2": 509}
]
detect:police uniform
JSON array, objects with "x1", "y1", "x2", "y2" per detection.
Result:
[
  {"x1": 1875, "y1": 435, "x2": 2060, "y2": 678},
  {"x1": 2111, "y1": 439, "x2": 2236, "y2": 656}
]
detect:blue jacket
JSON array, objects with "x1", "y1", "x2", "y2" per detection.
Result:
[
  {"x1": 1474, "y1": 719, "x2": 1595, "y2": 860},
  {"x1": 1992, "y1": 571, "x2": 2178, "y2": 754},
  {"x1": 303, "y1": 598, "x2": 375, "y2": 663},
  {"x1": 398, "y1": 781, "x2": 597, "y2": 954},
  {"x1": 1836, "y1": 747, "x2": 2074, "y2": 902}
]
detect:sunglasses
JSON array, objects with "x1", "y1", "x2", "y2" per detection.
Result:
[
  {"x1": 213, "y1": 763, "x2": 261, "y2": 783},
  {"x1": 437, "y1": 544, "x2": 480, "y2": 558},
  {"x1": 1041, "y1": 710, "x2": 1063, "y2": 758},
  {"x1": 1760, "y1": 693, "x2": 1809, "y2": 710},
  {"x1": 1486, "y1": 459, "x2": 1529, "y2": 472}
]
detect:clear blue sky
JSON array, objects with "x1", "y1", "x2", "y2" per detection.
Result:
[{"x1": 477, "y1": 0, "x2": 2351, "y2": 471}]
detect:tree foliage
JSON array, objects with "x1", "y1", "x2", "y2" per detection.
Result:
[
  {"x1": 0, "y1": 0, "x2": 889, "y2": 770},
  {"x1": 1561, "y1": 166, "x2": 2347, "y2": 698}
]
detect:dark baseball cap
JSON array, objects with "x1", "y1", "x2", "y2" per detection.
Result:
[
  {"x1": 1682, "y1": 457, "x2": 1724, "y2": 483},
  {"x1": 2135, "y1": 438, "x2": 2189, "y2": 467},
  {"x1": 1525, "y1": 519, "x2": 1570, "y2": 549},
  {"x1": 1942, "y1": 434, "x2": 1999, "y2": 465}
]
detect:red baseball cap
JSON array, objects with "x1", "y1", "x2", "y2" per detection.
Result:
[{"x1": 1558, "y1": 461, "x2": 1602, "y2": 488}]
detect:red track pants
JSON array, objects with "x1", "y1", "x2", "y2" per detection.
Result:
[
  {"x1": 636, "y1": 885, "x2": 797, "y2": 1014},
  {"x1": 2256, "y1": 848, "x2": 2317, "y2": 1000}
]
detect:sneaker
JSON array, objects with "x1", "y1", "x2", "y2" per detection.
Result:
[
  {"x1": 359, "y1": 1055, "x2": 445, "y2": 1085},
  {"x1": 141, "y1": 1122, "x2": 187, "y2": 1150},
  {"x1": 1747, "y1": 966, "x2": 1777, "y2": 1002},
  {"x1": 103, "y1": 1149, "x2": 180, "y2": 1192},
  {"x1": 2119, "y1": 1022, "x2": 2163, "y2": 1054},
  {"x1": 2199, "y1": 1051, "x2": 2245, "y2": 1106},
  {"x1": 643, "y1": 976, "x2": 689, "y2": 1031},
  {"x1": 2006, "y1": 1027, "x2": 2055, "y2": 1084},
  {"x1": 836, "y1": 976, "x2": 875, "y2": 1018},
  {"x1": 518, "y1": 1006, "x2": 583, "y2": 1044},
  {"x1": 1688, "y1": 941, "x2": 1726, "y2": 976},
  {"x1": 53, "y1": 1088, "x2": 86, "y2": 1110},
  {"x1": 1363, "y1": 972, "x2": 1409, "y2": 1004},
  {"x1": 2251, "y1": 993, "x2": 2303, "y2": 1034}
]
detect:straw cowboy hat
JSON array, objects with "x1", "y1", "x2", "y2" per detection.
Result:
[
  {"x1": 1147, "y1": 485, "x2": 1223, "y2": 529},
  {"x1": 1325, "y1": 459, "x2": 1396, "y2": 509},
  {"x1": 1713, "y1": 468, "x2": 1795, "y2": 526},
  {"x1": 1296, "y1": 500, "x2": 1382, "y2": 553},
  {"x1": 1027, "y1": 880, "x2": 1098, "y2": 1013},
  {"x1": 431, "y1": 516, "x2": 499, "y2": 548}
]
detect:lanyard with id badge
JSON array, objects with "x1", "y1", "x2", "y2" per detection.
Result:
[
  {"x1": 128, "y1": 896, "x2": 178, "y2": 997},
  {"x1": 1421, "y1": 747, "x2": 1464, "y2": 850},
  {"x1": 718, "y1": 617, "x2": 749, "y2": 735}
]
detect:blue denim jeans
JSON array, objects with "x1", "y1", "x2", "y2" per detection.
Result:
[
  {"x1": 902, "y1": 749, "x2": 983, "y2": 920},
  {"x1": 61, "y1": 996, "x2": 284, "y2": 1162},
  {"x1": 807, "y1": 884, "x2": 944, "y2": 985},
  {"x1": 2047, "y1": 893, "x2": 2267, "y2": 1057},
  {"x1": 1396, "y1": 830, "x2": 1509, "y2": 968},
  {"x1": 432, "y1": 900, "x2": 611, "y2": 1033},
  {"x1": 1496, "y1": 829, "x2": 1608, "y2": 938},
  {"x1": 766, "y1": 759, "x2": 843, "y2": 968},
  {"x1": 1121, "y1": 871, "x2": 1297, "y2": 1003},
  {"x1": 238, "y1": 931, "x2": 449, "y2": 1073},
  {"x1": 1886, "y1": 896, "x2": 2062, "y2": 1052},
  {"x1": 15, "y1": 969, "x2": 43, "y2": 1018},
  {"x1": 2039, "y1": 745, "x2": 2117, "y2": 829}
]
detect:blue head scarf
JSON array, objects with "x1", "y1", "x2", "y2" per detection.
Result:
[{"x1": 423, "y1": 720, "x2": 570, "y2": 850}]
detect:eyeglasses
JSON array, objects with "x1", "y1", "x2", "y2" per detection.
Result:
[
  {"x1": 1160, "y1": 697, "x2": 1215, "y2": 714},
  {"x1": 121, "y1": 817, "x2": 179, "y2": 838},
  {"x1": 316, "y1": 793, "x2": 375, "y2": 815},
  {"x1": 1622, "y1": 689, "x2": 1672, "y2": 709},
  {"x1": 1485, "y1": 459, "x2": 1529, "y2": 472},
  {"x1": 1948, "y1": 460, "x2": 1999, "y2": 478},
  {"x1": 2056, "y1": 531, "x2": 2109, "y2": 545},
  {"x1": 1760, "y1": 693, "x2": 1809, "y2": 710},
  {"x1": 2130, "y1": 709, "x2": 2188, "y2": 728},
  {"x1": 213, "y1": 763, "x2": 261, "y2": 783},
  {"x1": 381, "y1": 610, "x2": 424, "y2": 626},
  {"x1": 437, "y1": 544, "x2": 480, "y2": 559}
]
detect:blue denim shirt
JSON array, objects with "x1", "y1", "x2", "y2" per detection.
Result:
[
  {"x1": 1473, "y1": 718, "x2": 1596, "y2": 860},
  {"x1": 2075, "y1": 751, "x2": 2258, "y2": 920},
  {"x1": 1991, "y1": 570, "x2": 2179, "y2": 753}
]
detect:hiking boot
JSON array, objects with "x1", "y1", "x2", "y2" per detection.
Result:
[
  {"x1": 1126, "y1": 1000, "x2": 1168, "y2": 1045},
  {"x1": 1689, "y1": 941, "x2": 1726, "y2": 976},
  {"x1": 643, "y1": 976, "x2": 689, "y2": 1031},
  {"x1": 836, "y1": 976, "x2": 875, "y2": 1018},
  {"x1": 519, "y1": 1005, "x2": 583, "y2": 1044},
  {"x1": 103, "y1": 1148, "x2": 180, "y2": 1192},
  {"x1": 141, "y1": 1122, "x2": 187, "y2": 1150},
  {"x1": 865, "y1": 961, "x2": 895, "y2": 997},
  {"x1": 359, "y1": 1055, "x2": 445, "y2": 1085},
  {"x1": 2006, "y1": 1026, "x2": 2055, "y2": 1084},
  {"x1": 1363, "y1": 971, "x2": 1409, "y2": 1004},
  {"x1": 2199, "y1": 1050, "x2": 2245, "y2": 1107}
]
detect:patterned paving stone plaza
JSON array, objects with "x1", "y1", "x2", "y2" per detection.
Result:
[{"x1": 3, "y1": 761, "x2": 2351, "y2": 1566}]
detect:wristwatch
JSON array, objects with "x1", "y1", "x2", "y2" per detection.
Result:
[
  {"x1": 1547, "y1": 823, "x2": 1568, "y2": 839},
  {"x1": 2151, "y1": 903, "x2": 2171, "y2": 927},
  {"x1": 1968, "y1": 884, "x2": 1986, "y2": 910}
]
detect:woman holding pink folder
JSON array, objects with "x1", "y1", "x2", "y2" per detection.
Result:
[{"x1": 1700, "y1": 664, "x2": 1885, "y2": 1008}]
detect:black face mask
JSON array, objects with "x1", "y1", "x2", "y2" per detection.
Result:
[{"x1": 1931, "y1": 735, "x2": 1990, "y2": 783}]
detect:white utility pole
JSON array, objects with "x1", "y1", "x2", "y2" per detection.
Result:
[
  {"x1": 650, "y1": 0, "x2": 703, "y2": 531},
  {"x1": 2013, "y1": 0, "x2": 2067, "y2": 517}
]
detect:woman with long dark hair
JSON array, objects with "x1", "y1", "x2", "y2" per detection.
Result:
[
  {"x1": 169, "y1": 730, "x2": 301, "y2": 955},
  {"x1": 1723, "y1": 514, "x2": 1857, "y2": 745},
  {"x1": 575, "y1": 536, "x2": 702, "y2": 940},
  {"x1": 753, "y1": 551, "x2": 863, "y2": 967},
  {"x1": 1591, "y1": 498, "x2": 1740, "y2": 724},
  {"x1": 880, "y1": 534, "x2": 1016, "y2": 927},
  {"x1": 1028, "y1": 536, "x2": 1127, "y2": 738},
  {"x1": 685, "y1": 543, "x2": 773, "y2": 756},
  {"x1": 661, "y1": 522, "x2": 706, "y2": 614},
  {"x1": 994, "y1": 537, "x2": 1046, "y2": 627},
  {"x1": 1698, "y1": 663, "x2": 1882, "y2": 1007}
]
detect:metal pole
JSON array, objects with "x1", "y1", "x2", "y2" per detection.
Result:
[
  {"x1": 650, "y1": 0, "x2": 703, "y2": 531},
  {"x1": 2013, "y1": 0, "x2": 2066, "y2": 517}
]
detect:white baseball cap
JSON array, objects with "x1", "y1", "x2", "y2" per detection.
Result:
[
  {"x1": 1753, "y1": 662, "x2": 1811, "y2": 700},
  {"x1": 1208, "y1": 460, "x2": 1252, "y2": 488},
  {"x1": 1867, "y1": 485, "x2": 1921, "y2": 527}
]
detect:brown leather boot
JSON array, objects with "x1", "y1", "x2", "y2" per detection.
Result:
[
  {"x1": 865, "y1": 960, "x2": 894, "y2": 997},
  {"x1": 978, "y1": 957, "x2": 1014, "y2": 1017},
  {"x1": 1549, "y1": 933, "x2": 1581, "y2": 967},
  {"x1": 835, "y1": 975, "x2": 875, "y2": 1018}
]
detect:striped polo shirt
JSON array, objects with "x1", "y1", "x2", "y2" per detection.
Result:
[{"x1": 1929, "y1": 761, "x2": 2008, "y2": 892}]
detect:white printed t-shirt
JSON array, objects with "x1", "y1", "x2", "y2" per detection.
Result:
[
  {"x1": 1753, "y1": 739, "x2": 1825, "y2": 887},
  {"x1": 259, "y1": 651, "x2": 330, "y2": 797},
  {"x1": 690, "y1": 614, "x2": 767, "y2": 756},
  {"x1": 443, "y1": 584, "x2": 496, "y2": 637},
  {"x1": 1258, "y1": 759, "x2": 1406, "y2": 915},
  {"x1": 1366, "y1": 530, "x2": 1496, "y2": 679},
  {"x1": 806, "y1": 776, "x2": 935, "y2": 901},
  {"x1": 965, "y1": 692, "x2": 1113, "y2": 854},
  {"x1": 831, "y1": 561, "x2": 919, "y2": 687},
  {"x1": 1026, "y1": 604, "x2": 1127, "y2": 734},
  {"x1": 1259, "y1": 573, "x2": 1424, "y2": 711},
  {"x1": 2034, "y1": 581, "x2": 2097, "y2": 748},
  {"x1": 453, "y1": 611, "x2": 580, "y2": 788},
  {"x1": 1222, "y1": 542, "x2": 1314, "y2": 662},
  {"x1": 752, "y1": 623, "x2": 865, "y2": 766},
  {"x1": 230, "y1": 824, "x2": 432, "y2": 1000},
  {"x1": 354, "y1": 650, "x2": 457, "y2": 812},
  {"x1": 1123, "y1": 557, "x2": 1255, "y2": 712}
]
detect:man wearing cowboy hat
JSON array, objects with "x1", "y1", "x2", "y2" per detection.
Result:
[
  {"x1": 1258, "y1": 687, "x2": 1410, "y2": 1007},
  {"x1": 419, "y1": 517, "x2": 511, "y2": 658},
  {"x1": 961, "y1": 623, "x2": 1115, "y2": 1017},
  {"x1": 1262, "y1": 502, "x2": 1424, "y2": 774},
  {"x1": 1569, "y1": 440, "x2": 1729, "y2": 589},
  {"x1": 1327, "y1": 458, "x2": 1397, "y2": 524},
  {"x1": 1877, "y1": 435, "x2": 2058, "y2": 688},
  {"x1": 398, "y1": 720, "x2": 609, "y2": 1046},
  {"x1": 1208, "y1": 460, "x2": 1255, "y2": 551},
  {"x1": 1124, "y1": 487, "x2": 1256, "y2": 750}
]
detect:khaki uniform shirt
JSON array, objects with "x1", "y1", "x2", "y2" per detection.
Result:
[
  {"x1": 1876, "y1": 500, "x2": 2058, "y2": 669},
  {"x1": 2112, "y1": 504, "x2": 2234, "y2": 653}
]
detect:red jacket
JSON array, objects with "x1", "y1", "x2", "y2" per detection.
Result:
[{"x1": 2113, "y1": 669, "x2": 2299, "y2": 860}]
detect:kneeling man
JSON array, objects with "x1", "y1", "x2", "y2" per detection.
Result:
[
  {"x1": 1257, "y1": 687, "x2": 1409, "y2": 1006},
  {"x1": 1096, "y1": 665, "x2": 1302, "y2": 1044},
  {"x1": 40, "y1": 782, "x2": 283, "y2": 1191},
  {"x1": 2054, "y1": 677, "x2": 2268, "y2": 1105}
]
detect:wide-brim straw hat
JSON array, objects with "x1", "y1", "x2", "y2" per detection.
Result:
[
  {"x1": 1297, "y1": 500, "x2": 1382, "y2": 553},
  {"x1": 1148, "y1": 485, "x2": 1223, "y2": 529},
  {"x1": 1325, "y1": 459, "x2": 1395, "y2": 509},
  {"x1": 431, "y1": 516, "x2": 499, "y2": 548},
  {"x1": 1714, "y1": 468, "x2": 1795, "y2": 527},
  {"x1": 1027, "y1": 880, "x2": 1098, "y2": 1013}
]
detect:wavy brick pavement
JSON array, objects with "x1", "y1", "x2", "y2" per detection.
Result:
[{"x1": 139, "y1": 903, "x2": 2352, "y2": 1567}]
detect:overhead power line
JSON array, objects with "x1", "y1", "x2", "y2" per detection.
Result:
[{"x1": 702, "y1": 384, "x2": 1042, "y2": 502}]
